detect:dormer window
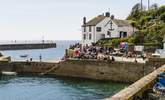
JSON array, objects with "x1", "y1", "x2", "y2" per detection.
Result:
[{"x1": 96, "y1": 27, "x2": 101, "y2": 32}]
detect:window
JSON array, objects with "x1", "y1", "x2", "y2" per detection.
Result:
[
  {"x1": 96, "y1": 27, "x2": 101, "y2": 32},
  {"x1": 83, "y1": 34, "x2": 86, "y2": 40},
  {"x1": 119, "y1": 32, "x2": 127, "y2": 38},
  {"x1": 89, "y1": 34, "x2": 92, "y2": 40},
  {"x1": 107, "y1": 31, "x2": 110, "y2": 35},
  {"x1": 123, "y1": 32, "x2": 127, "y2": 37},
  {"x1": 107, "y1": 31, "x2": 111, "y2": 38},
  {"x1": 119, "y1": 32, "x2": 122, "y2": 38},
  {"x1": 84, "y1": 27, "x2": 86, "y2": 32},
  {"x1": 89, "y1": 26, "x2": 92, "y2": 32}
]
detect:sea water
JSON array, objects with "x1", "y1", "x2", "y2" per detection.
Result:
[
  {"x1": 0, "y1": 76, "x2": 127, "y2": 100},
  {"x1": 0, "y1": 40, "x2": 78, "y2": 61}
]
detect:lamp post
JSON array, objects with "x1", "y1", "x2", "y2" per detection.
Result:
[
  {"x1": 141, "y1": 0, "x2": 143, "y2": 12},
  {"x1": 148, "y1": 0, "x2": 150, "y2": 10},
  {"x1": 42, "y1": 35, "x2": 44, "y2": 44}
]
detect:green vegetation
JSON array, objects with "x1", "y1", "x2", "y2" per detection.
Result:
[{"x1": 97, "y1": 4, "x2": 165, "y2": 48}]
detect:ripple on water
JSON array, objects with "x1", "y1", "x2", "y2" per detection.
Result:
[{"x1": 0, "y1": 76, "x2": 128, "y2": 100}]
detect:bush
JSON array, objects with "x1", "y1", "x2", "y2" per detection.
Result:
[{"x1": 160, "y1": 12, "x2": 165, "y2": 22}]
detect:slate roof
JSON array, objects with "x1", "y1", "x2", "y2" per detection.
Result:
[
  {"x1": 113, "y1": 19, "x2": 132, "y2": 27},
  {"x1": 82, "y1": 15, "x2": 132, "y2": 27},
  {"x1": 82, "y1": 15, "x2": 106, "y2": 27}
]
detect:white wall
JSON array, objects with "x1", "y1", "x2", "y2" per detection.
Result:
[
  {"x1": 95, "y1": 17, "x2": 119, "y2": 41},
  {"x1": 160, "y1": 43, "x2": 165, "y2": 58},
  {"x1": 81, "y1": 26, "x2": 95, "y2": 46}
]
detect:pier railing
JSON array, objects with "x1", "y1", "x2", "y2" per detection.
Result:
[
  {"x1": 0, "y1": 40, "x2": 55, "y2": 45},
  {"x1": 0, "y1": 40, "x2": 56, "y2": 50}
]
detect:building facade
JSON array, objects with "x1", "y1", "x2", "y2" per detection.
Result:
[{"x1": 81, "y1": 12, "x2": 135, "y2": 46}]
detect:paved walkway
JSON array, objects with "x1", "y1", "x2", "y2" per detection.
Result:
[
  {"x1": 13, "y1": 57, "x2": 146, "y2": 63},
  {"x1": 46, "y1": 56, "x2": 146, "y2": 63},
  {"x1": 112, "y1": 56, "x2": 146, "y2": 63}
]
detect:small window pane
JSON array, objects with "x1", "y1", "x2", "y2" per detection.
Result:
[
  {"x1": 84, "y1": 27, "x2": 86, "y2": 32},
  {"x1": 83, "y1": 34, "x2": 86, "y2": 40},
  {"x1": 89, "y1": 26, "x2": 92, "y2": 32},
  {"x1": 89, "y1": 34, "x2": 92, "y2": 40},
  {"x1": 96, "y1": 27, "x2": 101, "y2": 32}
]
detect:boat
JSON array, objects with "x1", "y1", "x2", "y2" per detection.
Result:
[
  {"x1": 153, "y1": 82, "x2": 165, "y2": 93},
  {"x1": 153, "y1": 73, "x2": 165, "y2": 93},
  {"x1": 158, "y1": 72, "x2": 165, "y2": 78},
  {"x1": 1, "y1": 71, "x2": 17, "y2": 76},
  {"x1": 20, "y1": 54, "x2": 28, "y2": 58}
]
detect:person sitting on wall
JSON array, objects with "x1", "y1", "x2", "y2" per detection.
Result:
[
  {"x1": 111, "y1": 56, "x2": 115, "y2": 61},
  {"x1": 30, "y1": 58, "x2": 33, "y2": 62},
  {"x1": 107, "y1": 56, "x2": 111, "y2": 62},
  {"x1": 134, "y1": 58, "x2": 137, "y2": 63}
]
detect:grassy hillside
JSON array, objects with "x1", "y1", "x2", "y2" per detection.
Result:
[
  {"x1": 97, "y1": 4, "x2": 165, "y2": 48},
  {"x1": 127, "y1": 4, "x2": 165, "y2": 45}
]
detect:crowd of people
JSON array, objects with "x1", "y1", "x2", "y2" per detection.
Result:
[
  {"x1": 67, "y1": 43, "x2": 130, "y2": 61},
  {"x1": 65, "y1": 42, "x2": 151, "y2": 63}
]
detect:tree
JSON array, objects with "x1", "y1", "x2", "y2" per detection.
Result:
[
  {"x1": 127, "y1": 3, "x2": 140, "y2": 20},
  {"x1": 157, "y1": 5, "x2": 165, "y2": 16},
  {"x1": 141, "y1": 0, "x2": 143, "y2": 11},
  {"x1": 132, "y1": 3, "x2": 141, "y2": 13},
  {"x1": 133, "y1": 31, "x2": 146, "y2": 44},
  {"x1": 127, "y1": 3, "x2": 146, "y2": 20},
  {"x1": 160, "y1": 12, "x2": 165, "y2": 22},
  {"x1": 150, "y1": 3, "x2": 158, "y2": 10},
  {"x1": 148, "y1": 0, "x2": 150, "y2": 10},
  {"x1": 130, "y1": 21, "x2": 137, "y2": 33}
]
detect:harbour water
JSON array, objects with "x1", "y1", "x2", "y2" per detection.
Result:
[
  {"x1": 0, "y1": 40, "x2": 128, "y2": 100},
  {"x1": 0, "y1": 76, "x2": 127, "y2": 100}
]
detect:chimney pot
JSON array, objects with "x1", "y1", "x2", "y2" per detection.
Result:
[
  {"x1": 83, "y1": 17, "x2": 86, "y2": 25},
  {"x1": 105, "y1": 12, "x2": 110, "y2": 17},
  {"x1": 111, "y1": 15, "x2": 115, "y2": 20}
]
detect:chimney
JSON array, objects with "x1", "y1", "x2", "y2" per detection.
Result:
[
  {"x1": 111, "y1": 15, "x2": 115, "y2": 20},
  {"x1": 83, "y1": 17, "x2": 86, "y2": 25},
  {"x1": 105, "y1": 12, "x2": 110, "y2": 17}
]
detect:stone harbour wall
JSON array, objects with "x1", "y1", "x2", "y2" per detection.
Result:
[
  {"x1": 0, "y1": 58, "x2": 164, "y2": 83},
  {"x1": 0, "y1": 59, "x2": 153, "y2": 83},
  {"x1": 51, "y1": 60, "x2": 146, "y2": 83}
]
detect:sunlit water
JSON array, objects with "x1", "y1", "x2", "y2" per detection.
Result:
[{"x1": 0, "y1": 76, "x2": 128, "y2": 100}]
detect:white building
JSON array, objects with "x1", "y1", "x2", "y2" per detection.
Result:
[
  {"x1": 160, "y1": 35, "x2": 165, "y2": 58},
  {"x1": 81, "y1": 12, "x2": 135, "y2": 46}
]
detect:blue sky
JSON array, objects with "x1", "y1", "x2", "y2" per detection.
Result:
[{"x1": 0, "y1": 0, "x2": 164, "y2": 40}]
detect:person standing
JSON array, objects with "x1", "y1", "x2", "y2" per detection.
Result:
[{"x1": 39, "y1": 54, "x2": 42, "y2": 62}]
